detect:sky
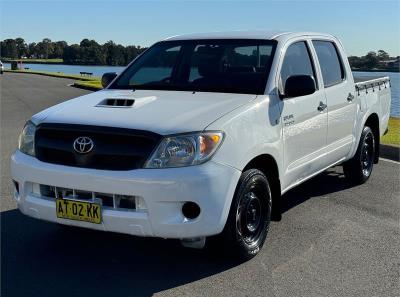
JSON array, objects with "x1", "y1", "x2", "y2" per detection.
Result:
[{"x1": 0, "y1": 0, "x2": 399, "y2": 56}]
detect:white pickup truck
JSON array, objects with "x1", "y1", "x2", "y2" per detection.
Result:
[{"x1": 11, "y1": 31, "x2": 391, "y2": 259}]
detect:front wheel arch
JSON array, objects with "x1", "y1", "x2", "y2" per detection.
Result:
[{"x1": 242, "y1": 154, "x2": 282, "y2": 221}]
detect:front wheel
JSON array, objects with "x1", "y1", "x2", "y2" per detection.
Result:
[
  {"x1": 214, "y1": 169, "x2": 272, "y2": 260},
  {"x1": 343, "y1": 126, "x2": 375, "y2": 184}
]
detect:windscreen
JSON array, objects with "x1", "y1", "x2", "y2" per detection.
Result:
[{"x1": 110, "y1": 39, "x2": 277, "y2": 94}]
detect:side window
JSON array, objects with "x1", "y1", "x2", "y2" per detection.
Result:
[
  {"x1": 312, "y1": 41, "x2": 344, "y2": 87},
  {"x1": 280, "y1": 41, "x2": 316, "y2": 94}
]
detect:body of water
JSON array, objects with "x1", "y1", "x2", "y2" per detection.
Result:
[
  {"x1": 3, "y1": 62, "x2": 125, "y2": 77},
  {"x1": 3, "y1": 63, "x2": 399, "y2": 117}
]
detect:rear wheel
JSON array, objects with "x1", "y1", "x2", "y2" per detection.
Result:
[
  {"x1": 343, "y1": 126, "x2": 375, "y2": 184},
  {"x1": 214, "y1": 169, "x2": 272, "y2": 260}
]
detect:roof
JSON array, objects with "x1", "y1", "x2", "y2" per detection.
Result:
[{"x1": 164, "y1": 30, "x2": 291, "y2": 41}]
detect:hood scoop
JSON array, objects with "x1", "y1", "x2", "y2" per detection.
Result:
[{"x1": 96, "y1": 98, "x2": 135, "y2": 108}]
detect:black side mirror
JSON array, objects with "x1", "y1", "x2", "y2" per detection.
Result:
[
  {"x1": 101, "y1": 72, "x2": 118, "y2": 88},
  {"x1": 283, "y1": 75, "x2": 316, "y2": 98}
]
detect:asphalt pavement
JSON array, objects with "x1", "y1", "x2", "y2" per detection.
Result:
[{"x1": 1, "y1": 72, "x2": 399, "y2": 297}]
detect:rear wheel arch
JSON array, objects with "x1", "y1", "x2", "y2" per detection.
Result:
[
  {"x1": 364, "y1": 113, "x2": 380, "y2": 163},
  {"x1": 344, "y1": 125, "x2": 375, "y2": 184},
  {"x1": 242, "y1": 154, "x2": 282, "y2": 221}
]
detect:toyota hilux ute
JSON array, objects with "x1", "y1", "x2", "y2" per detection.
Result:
[{"x1": 11, "y1": 31, "x2": 391, "y2": 259}]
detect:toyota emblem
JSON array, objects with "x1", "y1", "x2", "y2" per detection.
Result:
[{"x1": 73, "y1": 136, "x2": 94, "y2": 154}]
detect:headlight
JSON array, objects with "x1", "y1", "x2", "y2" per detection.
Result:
[
  {"x1": 144, "y1": 131, "x2": 224, "y2": 168},
  {"x1": 18, "y1": 121, "x2": 36, "y2": 156}
]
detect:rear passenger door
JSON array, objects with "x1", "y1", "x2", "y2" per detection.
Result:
[
  {"x1": 312, "y1": 40, "x2": 357, "y2": 161},
  {"x1": 279, "y1": 41, "x2": 328, "y2": 189}
]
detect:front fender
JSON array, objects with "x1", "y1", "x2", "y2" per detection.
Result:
[{"x1": 207, "y1": 96, "x2": 283, "y2": 176}]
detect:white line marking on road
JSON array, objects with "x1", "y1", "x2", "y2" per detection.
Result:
[{"x1": 380, "y1": 158, "x2": 400, "y2": 165}]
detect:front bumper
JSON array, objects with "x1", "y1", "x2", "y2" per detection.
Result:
[{"x1": 11, "y1": 150, "x2": 241, "y2": 238}]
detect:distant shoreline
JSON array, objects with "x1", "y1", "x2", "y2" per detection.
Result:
[
  {"x1": 2, "y1": 59, "x2": 63, "y2": 65},
  {"x1": 352, "y1": 68, "x2": 399, "y2": 73},
  {"x1": 2, "y1": 59, "x2": 120, "y2": 67},
  {"x1": 3, "y1": 59, "x2": 399, "y2": 72}
]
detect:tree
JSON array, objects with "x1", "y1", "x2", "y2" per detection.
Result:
[
  {"x1": 348, "y1": 56, "x2": 364, "y2": 69},
  {"x1": 124, "y1": 45, "x2": 145, "y2": 64},
  {"x1": 15, "y1": 37, "x2": 27, "y2": 58},
  {"x1": 27, "y1": 42, "x2": 37, "y2": 58},
  {"x1": 62, "y1": 44, "x2": 81, "y2": 64},
  {"x1": 79, "y1": 39, "x2": 106, "y2": 65},
  {"x1": 1, "y1": 39, "x2": 18, "y2": 58},
  {"x1": 0, "y1": 37, "x2": 144, "y2": 65},
  {"x1": 104, "y1": 41, "x2": 126, "y2": 66},
  {"x1": 377, "y1": 50, "x2": 389, "y2": 61},
  {"x1": 52, "y1": 41, "x2": 68, "y2": 58},
  {"x1": 36, "y1": 38, "x2": 54, "y2": 59},
  {"x1": 364, "y1": 51, "x2": 379, "y2": 69}
]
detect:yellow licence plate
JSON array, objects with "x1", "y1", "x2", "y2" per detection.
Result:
[{"x1": 56, "y1": 199, "x2": 102, "y2": 224}]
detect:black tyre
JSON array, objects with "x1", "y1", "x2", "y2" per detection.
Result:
[
  {"x1": 215, "y1": 169, "x2": 272, "y2": 260},
  {"x1": 343, "y1": 126, "x2": 375, "y2": 184}
]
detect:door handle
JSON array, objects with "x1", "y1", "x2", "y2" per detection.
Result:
[
  {"x1": 317, "y1": 101, "x2": 327, "y2": 112},
  {"x1": 347, "y1": 93, "x2": 355, "y2": 102}
]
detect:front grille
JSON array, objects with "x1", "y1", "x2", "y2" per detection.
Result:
[
  {"x1": 38, "y1": 184, "x2": 144, "y2": 211},
  {"x1": 35, "y1": 123, "x2": 161, "y2": 170}
]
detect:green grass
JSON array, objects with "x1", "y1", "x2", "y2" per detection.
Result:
[
  {"x1": 4, "y1": 69, "x2": 100, "y2": 81},
  {"x1": 2, "y1": 58, "x2": 63, "y2": 63},
  {"x1": 5, "y1": 69, "x2": 102, "y2": 91},
  {"x1": 72, "y1": 79, "x2": 102, "y2": 90},
  {"x1": 381, "y1": 117, "x2": 400, "y2": 147}
]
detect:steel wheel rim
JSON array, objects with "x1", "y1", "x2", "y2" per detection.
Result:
[
  {"x1": 361, "y1": 131, "x2": 374, "y2": 177},
  {"x1": 236, "y1": 190, "x2": 267, "y2": 246}
]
